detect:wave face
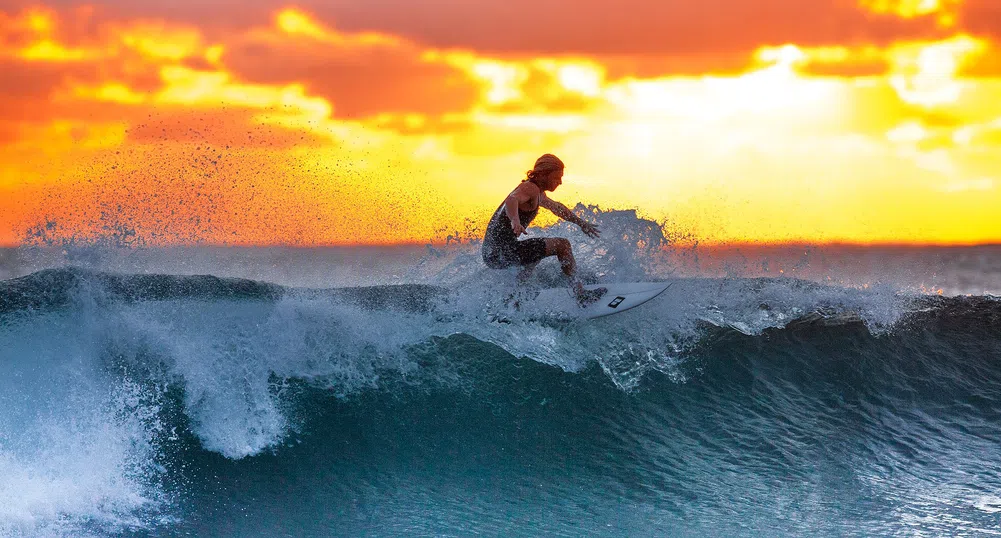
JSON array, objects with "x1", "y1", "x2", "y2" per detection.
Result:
[{"x1": 3, "y1": 237, "x2": 1001, "y2": 536}]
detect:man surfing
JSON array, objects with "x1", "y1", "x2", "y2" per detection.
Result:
[{"x1": 481, "y1": 153, "x2": 607, "y2": 306}]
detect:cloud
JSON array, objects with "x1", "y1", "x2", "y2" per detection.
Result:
[
  {"x1": 295, "y1": 0, "x2": 964, "y2": 60},
  {"x1": 11, "y1": 0, "x2": 959, "y2": 64},
  {"x1": 940, "y1": 177, "x2": 994, "y2": 193},
  {"x1": 953, "y1": 117, "x2": 1001, "y2": 147},
  {"x1": 363, "y1": 114, "x2": 473, "y2": 136},
  {"x1": 218, "y1": 10, "x2": 482, "y2": 119},
  {"x1": 4, "y1": 1, "x2": 1001, "y2": 246},
  {"x1": 0, "y1": 6, "x2": 495, "y2": 139},
  {"x1": 959, "y1": 0, "x2": 1001, "y2": 38},
  {"x1": 0, "y1": 60, "x2": 72, "y2": 120},
  {"x1": 167, "y1": 0, "x2": 950, "y2": 55}
]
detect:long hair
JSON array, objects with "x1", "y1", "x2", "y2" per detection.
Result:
[{"x1": 524, "y1": 153, "x2": 564, "y2": 183}]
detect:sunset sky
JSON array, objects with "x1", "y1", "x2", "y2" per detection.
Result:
[{"x1": 1, "y1": 0, "x2": 1000, "y2": 246}]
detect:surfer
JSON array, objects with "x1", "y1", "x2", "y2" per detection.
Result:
[{"x1": 482, "y1": 153, "x2": 607, "y2": 306}]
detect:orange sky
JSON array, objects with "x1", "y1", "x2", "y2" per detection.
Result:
[{"x1": 1, "y1": 0, "x2": 1000, "y2": 246}]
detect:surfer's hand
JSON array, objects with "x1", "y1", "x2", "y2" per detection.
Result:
[
  {"x1": 580, "y1": 221, "x2": 600, "y2": 239},
  {"x1": 512, "y1": 222, "x2": 526, "y2": 237}
]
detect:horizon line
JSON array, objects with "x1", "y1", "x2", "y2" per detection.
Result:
[{"x1": 3, "y1": 240, "x2": 1001, "y2": 249}]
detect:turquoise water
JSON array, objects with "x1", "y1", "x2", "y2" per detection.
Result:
[{"x1": 2, "y1": 235, "x2": 1000, "y2": 536}]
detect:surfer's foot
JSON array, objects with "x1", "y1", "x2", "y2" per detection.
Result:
[{"x1": 575, "y1": 286, "x2": 607, "y2": 308}]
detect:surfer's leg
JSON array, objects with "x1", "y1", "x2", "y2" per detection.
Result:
[
  {"x1": 543, "y1": 237, "x2": 606, "y2": 307},
  {"x1": 543, "y1": 238, "x2": 576, "y2": 278},
  {"x1": 496, "y1": 240, "x2": 546, "y2": 309},
  {"x1": 514, "y1": 238, "x2": 548, "y2": 281}
]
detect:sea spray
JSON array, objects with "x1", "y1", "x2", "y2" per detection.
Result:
[{"x1": 1, "y1": 211, "x2": 999, "y2": 536}]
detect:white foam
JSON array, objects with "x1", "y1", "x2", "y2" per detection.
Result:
[
  {"x1": 409, "y1": 207, "x2": 914, "y2": 387},
  {"x1": 0, "y1": 354, "x2": 165, "y2": 537},
  {"x1": 0, "y1": 206, "x2": 925, "y2": 536},
  {"x1": 104, "y1": 294, "x2": 440, "y2": 459},
  {"x1": 974, "y1": 495, "x2": 1001, "y2": 514}
]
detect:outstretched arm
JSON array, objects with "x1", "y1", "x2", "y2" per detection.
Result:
[{"x1": 540, "y1": 195, "x2": 601, "y2": 238}]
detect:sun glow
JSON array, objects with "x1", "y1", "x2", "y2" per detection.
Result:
[
  {"x1": 889, "y1": 35, "x2": 987, "y2": 107},
  {"x1": 605, "y1": 48, "x2": 835, "y2": 122},
  {"x1": 555, "y1": 64, "x2": 605, "y2": 97},
  {"x1": 859, "y1": 0, "x2": 962, "y2": 26}
]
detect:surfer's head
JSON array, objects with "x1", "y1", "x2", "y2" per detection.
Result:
[{"x1": 525, "y1": 153, "x2": 564, "y2": 191}]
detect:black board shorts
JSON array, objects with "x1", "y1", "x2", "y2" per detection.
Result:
[{"x1": 482, "y1": 238, "x2": 548, "y2": 269}]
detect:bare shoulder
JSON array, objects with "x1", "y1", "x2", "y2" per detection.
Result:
[{"x1": 512, "y1": 181, "x2": 540, "y2": 200}]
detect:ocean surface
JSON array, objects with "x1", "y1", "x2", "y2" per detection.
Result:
[{"x1": 2, "y1": 212, "x2": 1000, "y2": 537}]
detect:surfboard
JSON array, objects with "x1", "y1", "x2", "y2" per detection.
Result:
[{"x1": 529, "y1": 282, "x2": 671, "y2": 320}]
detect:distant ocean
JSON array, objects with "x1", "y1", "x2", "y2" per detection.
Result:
[{"x1": 2, "y1": 211, "x2": 1000, "y2": 537}]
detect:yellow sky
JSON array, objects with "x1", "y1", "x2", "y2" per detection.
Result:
[{"x1": 1, "y1": 1, "x2": 999, "y2": 246}]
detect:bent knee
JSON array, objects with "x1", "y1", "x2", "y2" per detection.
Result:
[{"x1": 546, "y1": 237, "x2": 572, "y2": 255}]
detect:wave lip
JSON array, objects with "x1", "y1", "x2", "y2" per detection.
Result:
[{"x1": 0, "y1": 266, "x2": 283, "y2": 315}]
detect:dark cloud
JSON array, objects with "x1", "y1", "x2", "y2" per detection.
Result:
[
  {"x1": 0, "y1": 57, "x2": 161, "y2": 125},
  {"x1": 11, "y1": 0, "x2": 952, "y2": 60},
  {"x1": 0, "y1": 61, "x2": 70, "y2": 120},
  {"x1": 959, "y1": 0, "x2": 1001, "y2": 38},
  {"x1": 220, "y1": 32, "x2": 481, "y2": 118},
  {"x1": 237, "y1": 0, "x2": 946, "y2": 55},
  {"x1": 3, "y1": 0, "x2": 997, "y2": 147}
]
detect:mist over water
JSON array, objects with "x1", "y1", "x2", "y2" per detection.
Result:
[{"x1": 2, "y1": 208, "x2": 1000, "y2": 537}]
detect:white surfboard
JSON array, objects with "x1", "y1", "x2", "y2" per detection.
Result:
[{"x1": 530, "y1": 282, "x2": 671, "y2": 320}]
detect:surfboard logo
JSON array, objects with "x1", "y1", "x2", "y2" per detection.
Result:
[{"x1": 608, "y1": 296, "x2": 626, "y2": 308}]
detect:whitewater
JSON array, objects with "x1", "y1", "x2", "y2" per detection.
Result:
[{"x1": 1, "y1": 209, "x2": 1000, "y2": 537}]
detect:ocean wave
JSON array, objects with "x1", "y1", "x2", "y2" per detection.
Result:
[{"x1": 2, "y1": 265, "x2": 1000, "y2": 536}]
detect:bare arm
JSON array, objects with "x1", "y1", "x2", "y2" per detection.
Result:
[
  {"x1": 540, "y1": 196, "x2": 583, "y2": 226},
  {"x1": 504, "y1": 183, "x2": 539, "y2": 236},
  {"x1": 540, "y1": 195, "x2": 601, "y2": 238}
]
